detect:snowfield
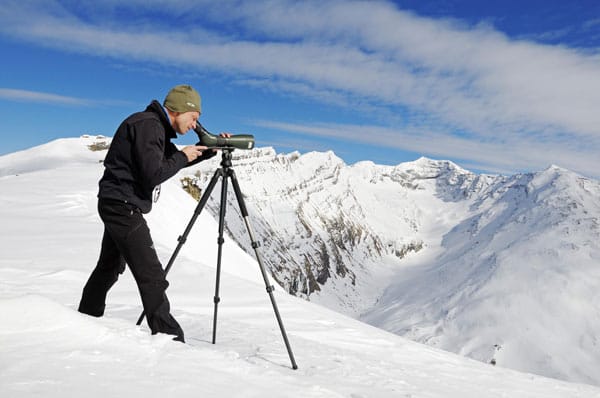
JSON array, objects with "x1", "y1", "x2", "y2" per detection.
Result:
[
  {"x1": 178, "y1": 141, "x2": 600, "y2": 386},
  {"x1": 1, "y1": 137, "x2": 599, "y2": 397}
]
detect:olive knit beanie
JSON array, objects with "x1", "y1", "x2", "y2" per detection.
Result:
[{"x1": 163, "y1": 84, "x2": 201, "y2": 113}]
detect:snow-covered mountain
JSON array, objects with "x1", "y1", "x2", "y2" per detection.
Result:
[
  {"x1": 185, "y1": 149, "x2": 475, "y2": 316},
  {"x1": 1, "y1": 136, "x2": 599, "y2": 395},
  {"x1": 363, "y1": 165, "x2": 600, "y2": 384},
  {"x1": 181, "y1": 144, "x2": 600, "y2": 386}
]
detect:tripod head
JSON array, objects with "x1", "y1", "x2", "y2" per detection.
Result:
[{"x1": 218, "y1": 147, "x2": 234, "y2": 169}]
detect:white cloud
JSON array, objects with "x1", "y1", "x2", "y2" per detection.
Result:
[
  {"x1": 0, "y1": 0, "x2": 599, "y2": 176},
  {"x1": 0, "y1": 88, "x2": 134, "y2": 108},
  {"x1": 0, "y1": 88, "x2": 91, "y2": 106},
  {"x1": 253, "y1": 119, "x2": 598, "y2": 176}
]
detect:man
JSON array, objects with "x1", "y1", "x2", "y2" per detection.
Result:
[{"x1": 78, "y1": 84, "x2": 224, "y2": 342}]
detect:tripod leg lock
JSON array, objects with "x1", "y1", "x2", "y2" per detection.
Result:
[
  {"x1": 266, "y1": 285, "x2": 275, "y2": 293},
  {"x1": 217, "y1": 237, "x2": 225, "y2": 245},
  {"x1": 252, "y1": 241, "x2": 261, "y2": 249},
  {"x1": 214, "y1": 296, "x2": 221, "y2": 304},
  {"x1": 178, "y1": 235, "x2": 186, "y2": 243}
]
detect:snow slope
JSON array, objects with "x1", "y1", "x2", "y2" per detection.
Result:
[
  {"x1": 180, "y1": 144, "x2": 600, "y2": 385},
  {"x1": 1, "y1": 136, "x2": 599, "y2": 397},
  {"x1": 362, "y1": 165, "x2": 600, "y2": 385}
]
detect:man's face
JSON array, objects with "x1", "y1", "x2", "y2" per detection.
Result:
[{"x1": 172, "y1": 111, "x2": 200, "y2": 134}]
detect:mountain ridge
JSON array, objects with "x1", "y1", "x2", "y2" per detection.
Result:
[
  {"x1": 181, "y1": 140, "x2": 600, "y2": 385},
  {"x1": 2, "y1": 136, "x2": 599, "y2": 386}
]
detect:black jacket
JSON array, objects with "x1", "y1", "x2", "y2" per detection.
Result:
[{"x1": 98, "y1": 100, "x2": 212, "y2": 213}]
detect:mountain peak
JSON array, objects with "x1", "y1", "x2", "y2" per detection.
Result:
[{"x1": 3, "y1": 138, "x2": 600, "y2": 386}]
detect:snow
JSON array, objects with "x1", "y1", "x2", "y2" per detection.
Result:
[
  {"x1": 1, "y1": 136, "x2": 599, "y2": 397},
  {"x1": 177, "y1": 143, "x2": 600, "y2": 386},
  {"x1": 361, "y1": 166, "x2": 600, "y2": 385}
]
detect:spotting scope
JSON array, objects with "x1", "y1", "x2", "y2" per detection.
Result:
[{"x1": 194, "y1": 123, "x2": 255, "y2": 150}]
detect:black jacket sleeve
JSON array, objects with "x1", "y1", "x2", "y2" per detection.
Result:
[
  {"x1": 185, "y1": 145, "x2": 217, "y2": 167},
  {"x1": 132, "y1": 119, "x2": 188, "y2": 189}
]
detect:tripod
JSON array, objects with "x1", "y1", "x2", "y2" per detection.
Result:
[{"x1": 136, "y1": 149, "x2": 298, "y2": 370}]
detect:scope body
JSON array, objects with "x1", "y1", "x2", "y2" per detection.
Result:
[{"x1": 194, "y1": 124, "x2": 255, "y2": 150}]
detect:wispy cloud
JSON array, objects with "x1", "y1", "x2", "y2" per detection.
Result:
[
  {"x1": 0, "y1": 88, "x2": 134, "y2": 108},
  {"x1": 0, "y1": 0, "x2": 599, "y2": 176},
  {"x1": 253, "y1": 119, "x2": 599, "y2": 176},
  {"x1": 582, "y1": 17, "x2": 600, "y2": 31},
  {"x1": 0, "y1": 88, "x2": 92, "y2": 106}
]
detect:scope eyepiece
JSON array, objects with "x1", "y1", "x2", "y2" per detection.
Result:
[{"x1": 194, "y1": 124, "x2": 255, "y2": 150}]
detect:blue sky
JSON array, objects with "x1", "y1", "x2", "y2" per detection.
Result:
[{"x1": 0, "y1": 0, "x2": 599, "y2": 177}]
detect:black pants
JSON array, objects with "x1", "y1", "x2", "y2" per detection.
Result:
[{"x1": 78, "y1": 199, "x2": 184, "y2": 342}]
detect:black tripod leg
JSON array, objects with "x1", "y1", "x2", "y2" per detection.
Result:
[
  {"x1": 229, "y1": 169, "x2": 299, "y2": 370},
  {"x1": 136, "y1": 168, "x2": 223, "y2": 326},
  {"x1": 211, "y1": 169, "x2": 229, "y2": 344}
]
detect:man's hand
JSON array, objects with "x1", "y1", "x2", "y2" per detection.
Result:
[{"x1": 182, "y1": 145, "x2": 208, "y2": 162}]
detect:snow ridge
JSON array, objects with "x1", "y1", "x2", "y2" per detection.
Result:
[
  {"x1": 183, "y1": 145, "x2": 600, "y2": 386},
  {"x1": 2, "y1": 136, "x2": 600, "y2": 390}
]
